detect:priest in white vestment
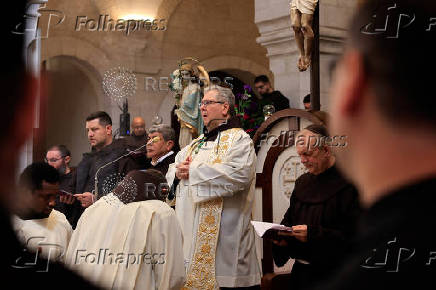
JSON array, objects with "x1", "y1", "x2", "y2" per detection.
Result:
[
  {"x1": 65, "y1": 169, "x2": 185, "y2": 290},
  {"x1": 13, "y1": 162, "x2": 73, "y2": 263},
  {"x1": 14, "y1": 209, "x2": 73, "y2": 262},
  {"x1": 167, "y1": 85, "x2": 261, "y2": 289}
]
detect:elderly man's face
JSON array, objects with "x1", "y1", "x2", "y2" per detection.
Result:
[
  {"x1": 296, "y1": 130, "x2": 331, "y2": 175},
  {"x1": 131, "y1": 118, "x2": 146, "y2": 137},
  {"x1": 146, "y1": 132, "x2": 173, "y2": 160},
  {"x1": 200, "y1": 90, "x2": 228, "y2": 127}
]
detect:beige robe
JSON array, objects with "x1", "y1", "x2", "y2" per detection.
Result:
[
  {"x1": 13, "y1": 209, "x2": 73, "y2": 263},
  {"x1": 290, "y1": 0, "x2": 318, "y2": 14},
  {"x1": 167, "y1": 128, "x2": 261, "y2": 288},
  {"x1": 65, "y1": 194, "x2": 185, "y2": 290}
]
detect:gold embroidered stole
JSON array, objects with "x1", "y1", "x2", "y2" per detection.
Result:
[{"x1": 183, "y1": 128, "x2": 242, "y2": 290}]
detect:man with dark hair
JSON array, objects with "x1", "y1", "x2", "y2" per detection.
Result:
[
  {"x1": 84, "y1": 111, "x2": 113, "y2": 150},
  {"x1": 1, "y1": 1, "x2": 99, "y2": 288},
  {"x1": 303, "y1": 94, "x2": 311, "y2": 110},
  {"x1": 74, "y1": 111, "x2": 138, "y2": 209},
  {"x1": 270, "y1": 125, "x2": 360, "y2": 290},
  {"x1": 323, "y1": 0, "x2": 436, "y2": 289},
  {"x1": 13, "y1": 162, "x2": 73, "y2": 263},
  {"x1": 46, "y1": 145, "x2": 82, "y2": 228},
  {"x1": 254, "y1": 75, "x2": 290, "y2": 112},
  {"x1": 16, "y1": 162, "x2": 61, "y2": 220}
]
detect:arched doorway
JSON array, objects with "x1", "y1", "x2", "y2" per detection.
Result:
[{"x1": 42, "y1": 56, "x2": 102, "y2": 166}]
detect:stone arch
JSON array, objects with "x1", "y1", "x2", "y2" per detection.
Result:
[
  {"x1": 43, "y1": 54, "x2": 107, "y2": 166},
  {"x1": 157, "y1": 55, "x2": 271, "y2": 125},
  {"x1": 41, "y1": 36, "x2": 111, "y2": 78},
  {"x1": 201, "y1": 55, "x2": 272, "y2": 83},
  {"x1": 156, "y1": 0, "x2": 183, "y2": 26}
]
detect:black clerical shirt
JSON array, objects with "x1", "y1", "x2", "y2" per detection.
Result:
[
  {"x1": 260, "y1": 90, "x2": 290, "y2": 112},
  {"x1": 150, "y1": 151, "x2": 175, "y2": 176}
]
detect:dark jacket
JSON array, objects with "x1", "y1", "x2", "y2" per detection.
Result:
[
  {"x1": 320, "y1": 177, "x2": 436, "y2": 290},
  {"x1": 260, "y1": 90, "x2": 290, "y2": 112},
  {"x1": 150, "y1": 152, "x2": 175, "y2": 176},
  {"x1": 76, "y1": 139, "x2": 138, "y2": 198},
  {"x1": 272, "y1": 165, "x2": 361, "y2": 289},
  {"x1": 54, "y1": 168, "x2": 83, "y2": 229},
  {"x1": 125, "y1": 134, "x2": 148, "y2": 151}
]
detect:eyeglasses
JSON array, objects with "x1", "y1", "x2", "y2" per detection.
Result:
[
  {"x1": 147, "y1": 136, "x2": 162, "y2": 145},
  {"x1": 199, "y1": 100, "x2": 224, "y2": 107},
  {"x1": 44, "y1": 157, "x2": 64, "y2": 163}
]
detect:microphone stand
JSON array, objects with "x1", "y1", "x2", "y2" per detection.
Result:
[{"x1": 94, "y1": 143, "x2": 147, "y2": 200}]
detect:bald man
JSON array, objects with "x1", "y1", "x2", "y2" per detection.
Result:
[
  {"x1": 128, "y1": 117, "x2": 148, "y2": 149},
  {"x1": 122, "y1": 116, "x2": 151, "y2": 171},
  {"x1": 132, "y1": 117, "x2": 146, "y2": 137}
]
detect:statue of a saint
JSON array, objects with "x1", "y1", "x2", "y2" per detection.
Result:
[
  {"x1": 290, "y1": 0, "x2": 319, "y2": 71},
  {"x1": 170, "y1": 58, "x2": 210, "y2": 149}
]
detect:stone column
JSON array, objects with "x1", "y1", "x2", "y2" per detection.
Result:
[{"x1": 18, "y1": 1, "x2": 47, "y2": 174}]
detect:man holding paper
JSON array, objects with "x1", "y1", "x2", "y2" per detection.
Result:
[{"x1": 270, "y1": 125, "x2": 360, "y2": 290}]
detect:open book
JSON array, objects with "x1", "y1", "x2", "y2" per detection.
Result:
[{"x1": 251, "y1": 221, "x2": 292, "y2": 238}]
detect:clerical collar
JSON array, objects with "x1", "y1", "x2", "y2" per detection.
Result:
[
  {"x1": 203, "y1": 116, "x2": 242, "y2": 141},
  {"x1": 151, "y1": 151, "x2": 174, "y2": 166}
]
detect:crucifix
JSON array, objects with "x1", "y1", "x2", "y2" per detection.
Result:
[
  {"x1": 290, "y1": 0, "x2": 319, "y2": 71},
  {"x1": 290, "y1": 0, "x2": 320, "y2": 111}
]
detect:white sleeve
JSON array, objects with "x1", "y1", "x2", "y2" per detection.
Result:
[
  {"x1": 188, "y1": 132, "x2": 256, "y2": 204},
  {"x1": 166, "y1": 145, "x2": 189, "y2": 187},
  {"x1": 151, "y1": 207, "x2": 186, "y2": 290}
]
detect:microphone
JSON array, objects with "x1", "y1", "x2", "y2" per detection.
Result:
[{"x1": 94, "y1": 143, "x2": 148, "y2": 199}]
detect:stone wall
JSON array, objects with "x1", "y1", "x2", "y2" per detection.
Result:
[{"x1": 40, "y1": 0, "x2": 270, "y2": 160}]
